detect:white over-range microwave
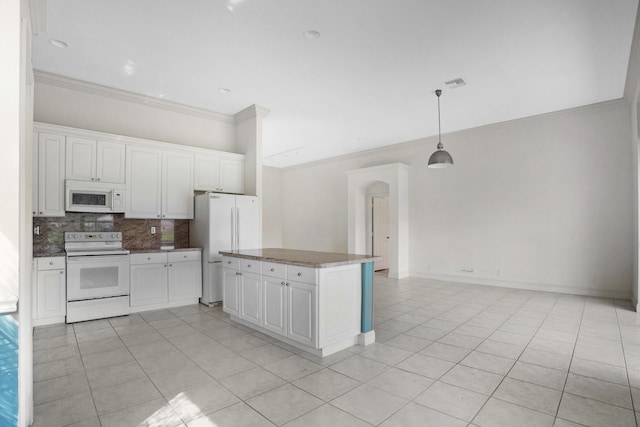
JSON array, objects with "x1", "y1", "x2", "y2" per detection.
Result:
[{"x1": 65, "y1": 180, "x2": 126, "y2": 213}]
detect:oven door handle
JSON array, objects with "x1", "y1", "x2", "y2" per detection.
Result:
[{"x1": 66, "y1": 255, "x2": 130, "y2": 263}]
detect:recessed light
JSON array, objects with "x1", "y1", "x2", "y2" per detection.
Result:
[
  {"x1": 49, "y1": 39, "x2": 68, "y2": 48},
  {"x1": 303, "y1": 30, "x2": 320, "y2": 39},
  {"x1": 219, "y1": 88, "x2": 231, "y2": 94}
]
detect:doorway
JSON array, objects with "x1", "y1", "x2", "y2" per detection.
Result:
[{"x1": 371, "y1": 196, "x2": 390, "y2": 272}]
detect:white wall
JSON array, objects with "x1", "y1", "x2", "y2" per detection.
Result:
[
  {"x1": 34, "y1": 74, "x2": 237, "y2": 152},
  {"x1": 263, "y1": 166, "x2": 283, "y2": 248},
  {"x1": 267, "y1": 100, "x2": 634, "y2": 299}
]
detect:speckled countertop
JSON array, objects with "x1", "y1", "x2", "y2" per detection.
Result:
[
  {"x1": 33, "y1": 251, "x2": 66, "y2": 258},
  {"x1": 128, "y1": 248, "x2": 202, "y2": 254},
  {"x1": 219, "y1": 248, "x2": 379, "y2": 268}
]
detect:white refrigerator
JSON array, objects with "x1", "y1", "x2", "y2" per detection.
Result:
[{"x1": 190, "y1": 193, "x2": 261, "y2": 305}]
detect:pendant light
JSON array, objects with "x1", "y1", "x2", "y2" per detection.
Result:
[{"x1": 427, "y1": 89, "x2": 454, "y2": 168}]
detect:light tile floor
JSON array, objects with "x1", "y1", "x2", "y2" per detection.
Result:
[{"x1": 32, "y1": 274, "x2": 640, "y2": 426}]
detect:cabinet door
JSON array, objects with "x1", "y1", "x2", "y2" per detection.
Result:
[
  {"x1": 262, "y1": 276, "x2": 287, "y2": 336},
  {"x1": 130, "y1": 263, "x2": 168, "y2": 307},
  {"x1": 240, "y1": 272, "x2": 261, "y2": 326},
  {"x1": 65, "y1": 137, "x2": 96, "y2": 181},
  {"x1": 162, "y1": 151, "x2": 194, "y2": 219},
  {"x1": 194, "y1": 155, "x2": 220, "y2": 192},
  {"x1": 222, "y1": 268, "x2": 240, "y2": 316},
  {"x1": 287, "y1": 280, "x2": 316, "y2": 347},
  {"x1": 126, "y1": 145, "x2": 162, "y2": 218},
  {"x1": 97, "y1": 141, "x2": 126, "y2": 183},
  {"x1": 168, "y1": 260, "x2": 202, "y2": 301},
  {"x1": 36, "y1": 269, "x2": 66, "y2": 318},
  {"x1": 219, "y1": 158, "x2": 244, "y2": 194},
  {"x1": 38, "y1": 133, "x2": 66, "y2": 216}
]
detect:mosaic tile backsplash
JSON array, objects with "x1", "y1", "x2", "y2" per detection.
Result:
[{"x1": 33, "y1": 213, "x2": 190, "y2": 256}]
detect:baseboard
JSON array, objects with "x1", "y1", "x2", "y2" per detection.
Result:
[{"x1": 411, "y1": 272, "x2": 632, "y2": 300}]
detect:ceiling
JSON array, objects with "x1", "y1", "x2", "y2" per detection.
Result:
[{"x1": 32, "y1": 0, "x2": 638, "y2": 167}]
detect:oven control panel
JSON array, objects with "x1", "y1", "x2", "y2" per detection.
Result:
[{"x1": 65, "y1": 232, "x2": 123, "y2": 242}]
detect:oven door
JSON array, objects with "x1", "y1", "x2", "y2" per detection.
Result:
[{"x1": 66, "y1": 255, "x2": 130, "y2": 301}]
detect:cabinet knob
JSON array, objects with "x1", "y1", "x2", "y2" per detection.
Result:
[
  {"x1": 281, "y1": 282, "x2": 285, "y2": 286},
  {"x1": 184, "y1": 255, "x2": 187, "y2": 258},
  {"x1": 162, "y1": 215, "x2": 166, "y2": 218},
  {"x1": 97, "y1": 178, "x2": 100, "y2": 181},
  {"x1": 247, "y1": 264, "x2": 251, "y2": 268},
  {"x1": 285, "y1": 282, "x2": 289, "y2": 286},
  {"x1": 157, "y1": 215, "x2": 160, "y2": 218},
  {"x1": 169, "y1": 264, "x2": 172, "y2": 267},
  {"x1": 270, "y1": 268, "x2": 275, "y2": 272},
  {"x1": 164, "y1": 264, "x2": 167, "y2": 267},
  {"x1": 297, "y1": 272, "x2": 302, "y2": 277},
  {"x1": 91, "y1": 178, "x2": 95, "y2": 181},
  {"x1": 236, "y1": 272, "x2": 242, "y2": 276},
  {"x1": 39, "y1": 212, "x2": 43, "y2": 215},
  {"x1": 49, "y1": 261, "x2": 54, "y2": 265},
  {"x1": 227, "y1": 261, "x2": 231, "y2": 264},
  {"x1": 59, "y1": 271, "x2": 63, "y2": 275},
  {"x1": 147, "y1": 257, "x2": 151, "y2": 260}
]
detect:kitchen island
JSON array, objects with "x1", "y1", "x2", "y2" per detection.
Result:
[{"x1": 219, "y1": 248, "x2": 379, "y2": 357}]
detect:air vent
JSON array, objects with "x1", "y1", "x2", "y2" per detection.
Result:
[{"x1": 445, "y1": 78, "x2": 466, "y2": 89}]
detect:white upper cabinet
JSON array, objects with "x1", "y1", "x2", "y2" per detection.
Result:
[
  {"x1": 194, "y1": 154, "x2": 244, "y2": 194},
  {"x1": 34, "y1": 132, "x2": 66, "y2": 217},
  {"x1": 66, "y1": 137, "x2": 125, "y2": 183},
  {"x1": 126, "y1": 145, "x2": 194, "y2": 219},
  {"x1": 126, "y1": 145, "x2": 162, "y2": 218},
  {"x1": 162, "y1": 150, "x2": 194, "y2": 219}
]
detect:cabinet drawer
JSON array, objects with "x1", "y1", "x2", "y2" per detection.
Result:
[
  {"x1": 239, "y1": 260, "x2": 261, "y2": 274},
  {"x1": 287, "y1": 265, "x2": 318, "y2": 285},
  {"x1": 222, "y1": 257, "x2": 239, "y2": 270},
  {"x1": 263, "y1": 262, "x2": 285, "y2": 278},
  {"x1": 37, "y1": 257, "x2": 65, "y2": 271},
  {"x1": 131, "y1": 252, "x2": 167, "y2": 265},
  {"x1": 168, "y1": 251, "x2": 202, "y2": 263}
]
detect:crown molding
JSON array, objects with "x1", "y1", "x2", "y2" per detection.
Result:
[
  {"x1": 33, "y1": 70, "x2": 236, "y2": 124},
  {"x1": 234, "y1": 104, "x2": 271, "y2": 123},
  {"x1": 624, "y1": 4, "x2": 640, "y2": 102},
  {"x1": 28, "y1": 0, "x2": 47, "y2": 34}
]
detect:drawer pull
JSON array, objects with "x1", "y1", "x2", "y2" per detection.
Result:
[
  {"x1": 297, "y1": 272, "x2": 302, "y2": 277},
  {"x1": 236, "y1": 272, "x2": 242, "y2": 276},
  {"x1": 49, "y1": 261, "x2": 54, "y2": 265}
]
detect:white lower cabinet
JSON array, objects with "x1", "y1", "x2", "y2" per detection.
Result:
[
  {"x1": 261, "y1": 274, "x2": 316, "y2": 347},
  {"x1": 223, "y1": 257, "x2": 358, "y2": 356},
  {"x1": 130, "y1": 250, "x2": 202, "y2": 311},
  {"x1": 33, "y1": 257, "x2": 66, "y2": 326},
  {"x1": 287, "y1": 280, "x2": 316, "y2": 347},
  {"x1": 240, "y1": 272, "x2": 262, "y2": 326}
]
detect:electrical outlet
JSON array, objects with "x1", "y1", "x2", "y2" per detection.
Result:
[
  {"x1": 33, "y1": 226, "x2": 40, "y2": 235},
  {"x1": 151, "y1": 226, "x2": 156, "y2": 235}
]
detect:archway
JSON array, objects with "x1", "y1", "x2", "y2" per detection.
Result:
[{"x1": 346, "y1": 163, "x2": 409, "y2": 279}]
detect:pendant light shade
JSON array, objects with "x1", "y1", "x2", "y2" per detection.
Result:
[{"x1": 427, "y1": 89, "x2": 454, "y2": 168}]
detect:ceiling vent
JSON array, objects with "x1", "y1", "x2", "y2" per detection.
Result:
[{"x1": 445, "y1": 78, "x2": 466, "y2": 89}]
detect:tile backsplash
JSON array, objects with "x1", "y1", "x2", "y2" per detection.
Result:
[{"x1": 33, "y1": 213, "x2": 190, "y2": 256}]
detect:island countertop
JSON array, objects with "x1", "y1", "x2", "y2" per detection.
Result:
[{"x1": 219, "y1": 248, "x2": 380, "y2": 268}]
